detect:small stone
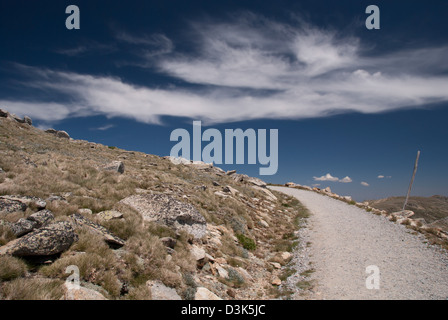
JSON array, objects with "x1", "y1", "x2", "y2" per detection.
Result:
[
  {"x1": 259, "y1": 220, "x2": 270, "y2": 228},
  {"x1": 101, "y1": 161, "x2": 124, "y2": 174},
  {"x1": 227, "y1": 289, "x2": 236, "y2": 298},
  {"x1": 63, "y1": 283, "x2": 107, "y2": 300},
  {"x1": 270, "y1": 262, "x2": 281, "y2": 269},
  {"x1": 212, "y1": 181, "x2": 220, "y2": 186},
  {"x1": 97, "y1": 210, "x2": 123, "y2": 221},
  {"x1": 215, "y1": 264, "x2": 229, "y2": 279},
  {"x1": 272, "y1": 277, "x2": 282, "y2": 286},
  {"x1": 281, "y1": 252, "x2": 292, "y2": 260},
  {"x1": 146, "y1": 280, "x2": 182, "y2": 300},
  {"x1": 195, "y1": 287, "x2": 222, "y2": 300},
  {"x1": 214, "y1": 191, "x2": 229, "y2": 198},
  {"x1": 78, "y1": 208, "x2": 93, "y2": 215}
]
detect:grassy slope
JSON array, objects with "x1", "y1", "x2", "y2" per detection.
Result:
[{"x1": 0, "y1": 117, "x2": 308, "y2": 300}]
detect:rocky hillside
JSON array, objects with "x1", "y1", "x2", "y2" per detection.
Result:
[
  {"x1": 0, "y1": 109, "x2": 309, "y2": 300},
  {"x1": 366, "y1": 195, "x2": 448, "y2": 232}
]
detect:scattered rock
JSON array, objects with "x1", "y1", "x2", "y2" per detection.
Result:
[
  {"x1": 190, "y1": 245, "x2": 206, "y2": 261},
  {"x1": 146, "y1": 280, "x2": 182, "y2": 300},
  {"x1": 10, "y1": 113, "x2": 25, "y2": 123},
  {"x1": 97, "y1": 210, "x2": 123, "y2": 221},
  {"x1": 24, "y1": 116, "x2": 32, "y2": 126},
  {"x1": 226, "y1": 170, "x2": 236, "y2": 175},
  {"x1": 391, "y1": 210, "x2": 415, "y2": 219},
  {"x1": 251, "y1": 186, "x2": 277, "y2": 202},
  {"x1": 70, "y1": 213, "x2": 125, "y2": 247},
  {"x1": 237, "y1": 267, "x2": 253, "y2": 282},
  {"x1": 0, "y1": 198, "x2": 27, "y2": 214},
  {"x1": 195, "y1": 287, "x2": 222, "y2": 300},
  {"x1": 10, "y1": 218, "x2": 37, "y2": 237},
  {"x1": 223, "y1": 186, "x2": 239, "y2": 196},
  {"x1": 78, "y1": 208, "x2": 93, "y2": 215},
  {"x1": 0, "y1": 108, "x2": 8, "y2": 117},
  {"x1": 271, "y1": 277, "x2": 282, "y2": 286},
  {"x1": 28, "y1": 209, "x2": 54, "y2": 228},
  {"x1": 45, "y1": 129, "x2": 70, "y2": 139},
  {"x1": 215, "y1": 265, "x2": 229, "y2": 279},
  {"x1": 100, "y1": 161, "x2": 125, "y2": 174},
  {"x1": 56, "y1": 131, "x2": 70, "y2": 139},
  {"x1": 258, "y1": 220, "x2": 270, "y2": 228},
  {"x1": 214, "y1": 191, "x2": 230, "y2": 198},
  {"x1": 63, "y1": 283, "x2": 107, "y2": 300},
  {"x1": 0, "y1": 195, "x2": 46, "y2": 210},
  {"x1": 119, "y1": 194, "x2": 206, "y2": 239},
  {"x1": 281, "y1": 252, "x2": 292, "y2": 260},
  {"x1": 212, "y1": 181, "x2": 220, "y2": 186},
  {"x1": 0, "y1": 221, "x2": 77, "y2": 256},
  {"x1": 270, "y1": 262, "x2": 281, "y2": 269}
]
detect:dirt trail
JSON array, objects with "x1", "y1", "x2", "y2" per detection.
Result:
[{"x1": 270, "y1": 186, "x2": 448, "y2": 300}]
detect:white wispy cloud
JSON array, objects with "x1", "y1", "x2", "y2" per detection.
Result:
[
  {"x1": 314, "y1": 173, "x2": 339, "y2": 182},
  {"x1": 340, "y1": 176, "x2": 353, "y2": 183},
  {"x1": 91, "y1": 124, "x2": 115, "y2": 131},
  {"x1": 377, "y1": 175, "x2": 391, "y2": 179},
  {"x1": 2, "y1": 13, "x2": 448, "y2": 125},
  {"x1": 361, "y1": 181, "x2": 370, "y2": 187}
]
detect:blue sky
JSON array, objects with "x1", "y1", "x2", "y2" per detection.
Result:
[{"x1": 1, "y1": 0, "x2": 448, "y2": 201}]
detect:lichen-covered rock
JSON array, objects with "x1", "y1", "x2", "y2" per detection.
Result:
[
  {"x1": 70, "y1": 213, "x2": 125, "y2": 247},
  {"x1": 119, "y1": 194, "x2": 206, "y2": 239},
  {"x1": 97, "y1": 210, "x2": 123, "y2": 221},
  {"x1": 10, "y1": 218, "x2": 37, "y2": 237},
  {"x1": 0, "y1": 198, "x2": 27, "y2": 214},
  {"x1": 0, "y1": 221, "x2": 77, "y2": 256},
  {"x1": 28, "y1": 209, "x2": 54, "y2": 228},
  {"x1": 0, "y1": 195, "x2": 46, "y2": 210}
]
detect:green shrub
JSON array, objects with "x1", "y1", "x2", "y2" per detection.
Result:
[{"x1": 236, "y1": 234, "x2": 256, "y2": 251}]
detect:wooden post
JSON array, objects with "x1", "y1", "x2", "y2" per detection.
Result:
[{"x1": 403, "y1": 150, "x2": 420, "y2": 211}]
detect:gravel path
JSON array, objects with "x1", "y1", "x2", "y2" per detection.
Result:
[{"x1": 270, "y1": 187, "x2": 448, "y2": 300}]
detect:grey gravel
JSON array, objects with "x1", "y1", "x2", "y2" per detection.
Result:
[{"x1": 270, "y1": 187, "x2": 448, "y2": 300}]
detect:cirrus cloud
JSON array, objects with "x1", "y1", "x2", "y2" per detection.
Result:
[{"x1": 2, "y1": 13, "x2": 448, "y2": 126}]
